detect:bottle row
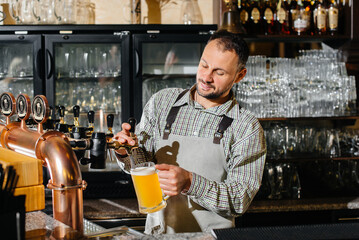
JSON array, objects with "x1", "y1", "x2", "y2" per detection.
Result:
[{"x1": 233, "y1": 0, "x2": 348, "y2": 36}]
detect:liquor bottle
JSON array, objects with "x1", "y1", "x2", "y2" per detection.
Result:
[
  {"x1": 337, "y1": 0, "x2": 346, "y2": 35},
  {"x1": 239, "y1": 0, "x2": 250, "y2": 32},
  {"x1": 303, "y1": 0, "x2": 315, "y2": 35},
  {"x1": 248, "y1": 0, "x2": 263, "y2": 34},
  {"x1": 313, "y1": 0, "x2": 327, "y2": 35},
  {"x1": 262, "y1": 0, "x2": 275, "y2": 35},
  {"x1": 289, "y1": 0, "x2": 298, "y2": 34},
  {"x1": 221, "y1": 0, "x2": 246, "y2": 34},
  {"x1": 291, "y1": 0, "x2": 310, "y2": 35},
  {"x1": 276, "y1": 0, "x2": 291, "y2": 34},
  {"x1": 327, "y1": 0, "x2": 339, "y2": 35}
]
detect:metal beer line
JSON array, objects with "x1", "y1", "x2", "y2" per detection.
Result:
[{"x1": 0, "y1": 92, "x2": 138, "y2": 237}]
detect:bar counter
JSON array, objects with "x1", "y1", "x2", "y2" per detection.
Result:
[
  {"x1": 25, "y1": 211, "x2": 214, "y2": 239},
  {"x1": 31, "y1": 196, "x2": 359, "y2": 239}
]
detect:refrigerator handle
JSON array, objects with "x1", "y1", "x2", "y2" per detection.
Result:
[
  {"x1": 46, "y1": 49, "x2": 54, "y2": 79},
  {"x1": 34, "y1": 49, "x2": 42, "y2": 81},
  {"x1": 135, "y1": 49, "x2": 140, "y2": 77}
]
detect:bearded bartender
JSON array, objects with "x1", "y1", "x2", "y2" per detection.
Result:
[{"x1": 114, "y1": 30, "x2": 267, "y2": 234}]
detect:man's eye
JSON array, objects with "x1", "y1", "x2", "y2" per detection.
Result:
[{"x1": 216, "y1": 70, "x2": 224, "y2": 76}]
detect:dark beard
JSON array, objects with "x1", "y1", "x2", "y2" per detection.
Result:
[{"x1": 196, "y1": 82, "x2": 232, "y2": 100}]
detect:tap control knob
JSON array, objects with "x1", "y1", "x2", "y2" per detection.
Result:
[
  {"x1": 32, "y1": 95, "x2": 50, "y2": 133},
  {"x1": 88, "y1": 110, "x2": 95, "y2": 125},
  {"x1": 58, "y1": 105, "x2": 65, "y2": 124},
  {"x1": 73, "y1": 105, "x2": 80, "y2": 127},
  {"x1": 128, "y1": 117, "x2": 136, "y2": 138},
  {"x1": 107, "y1": 114, "x2": 114, "y2": 135},
  {"x1": 49, "y1": 106, "x2": 53, "y2": 120},
  {"x1": 87, "y1": 110, "x2": 94, "y2": 129},
  {"x1": 0, "y1": 92, "x2": 16, "y2": 125},
  {"x1": 16, "y1": 94, "x2": 31, "y2": 128}
]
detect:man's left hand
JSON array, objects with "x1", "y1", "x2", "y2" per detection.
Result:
[{"x1": 156, "y1": 164, "x2": 193, "y2": 196}]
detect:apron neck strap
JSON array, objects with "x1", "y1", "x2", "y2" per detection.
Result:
[
  {"x1": 163, "y1": 89, "x2": 235, "y2": 144},
  {"x1": 213, "y1": 115, "x2": 233, "y2": 144},
  {"x1": 163, "y1": 89, "x2": 189, "y2": 140}
]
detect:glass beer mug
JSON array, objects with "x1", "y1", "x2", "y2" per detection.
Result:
[{"x1": 131, "y1": 162, "x2": 169, "y2": 214}]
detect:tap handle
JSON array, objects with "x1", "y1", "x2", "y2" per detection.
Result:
[
  {"x1": 73, "y1": 105, "x2": 80, "y2": 127},
  {"x1": 128, "y1": 117, "x2": 136, "y2": 137},
  {"x1": 58, "y1": 105, "x2": 65, "y2": 118},
  {"x1": 73, "y1": 105, "x2": 80, "y2": 118},
  {"x1": 107, "y1": 114, "x2": 114, "y2": 129},
  {"x1": 48, "y1": 106, "x2": 52, "y2": 119},
  {"x1": 88, "y1": 110, "x2": 95, "y2": 124}
]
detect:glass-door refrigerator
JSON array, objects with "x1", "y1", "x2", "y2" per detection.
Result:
[
  {"x1": 0, "y1": 34, "x2": 42, "y2": 122},
  {"x1": 44, "y1": 33, "x2": 131, "y2": 132},
  {"x1": 132, "y1": 25, "x2": 217, "y2": 121},
  {"x1": 44, "y1": 32, "x2": 133, "y2": 198}
]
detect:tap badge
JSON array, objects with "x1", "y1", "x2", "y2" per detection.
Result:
[
  {"x1": 0, "y1": 92, "x2": 15, "y2": 116},
  {"x1": 16, "y1": 94, "x2": 31, "y2": 120},
  {"x1": 32, "y1": 96, "x2": 47, "y2": 123}
]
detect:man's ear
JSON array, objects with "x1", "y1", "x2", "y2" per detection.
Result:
[{"x1": 234, "y1": 68, "x2": 247, "y2": 84}]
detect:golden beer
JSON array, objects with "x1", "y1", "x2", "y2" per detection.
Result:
[{"x1": 131, "y1": 162, "x2": 167, "y2": 213}]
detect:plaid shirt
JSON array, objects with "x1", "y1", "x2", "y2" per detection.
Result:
[{"x1": 134, "y1": 85, "x2": 266, "y2": 217}]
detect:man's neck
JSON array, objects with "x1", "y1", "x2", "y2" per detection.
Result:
[{"x1": 193, "y1": 90, "x2": 231, "y2": 109}]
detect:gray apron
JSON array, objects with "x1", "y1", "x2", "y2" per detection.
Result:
[{"x1": 145, "y1": 90, "x2": 235, "y2": 234}]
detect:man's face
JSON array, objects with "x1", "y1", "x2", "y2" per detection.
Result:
[{"x1": 196, "y1": 39, "x2": 246, "y2": 100}]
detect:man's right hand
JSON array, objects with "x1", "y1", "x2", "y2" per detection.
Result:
[{"x1": 114, "y1": 122, "x2": 138, "y2": 155}]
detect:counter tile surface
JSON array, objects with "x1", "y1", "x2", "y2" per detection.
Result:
[{"x1": 25, "y1": 211, "x2": 214, "y2": 240}]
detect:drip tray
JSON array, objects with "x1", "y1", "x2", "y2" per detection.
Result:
[
  {"x1": 84, "y1": 218, "x2": 145, "y2": 238},
  {"x1": 89, "y1": 217, "x2": 146, "y2": 233}
]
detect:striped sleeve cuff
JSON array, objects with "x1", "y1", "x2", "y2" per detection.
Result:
[{"x1": 184, "y1": 172, "x2": 209, "y2": 198}]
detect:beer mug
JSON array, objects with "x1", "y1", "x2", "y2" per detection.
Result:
[{"x1": 131, "y1": 162, "x2": 168, "y2": 214}]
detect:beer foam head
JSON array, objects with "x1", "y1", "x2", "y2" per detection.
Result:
[{"x1": 131, "y1": 166, "x2": 156, "y2": 176}]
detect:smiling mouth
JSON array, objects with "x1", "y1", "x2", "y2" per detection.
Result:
[{"x1": 198, "y1": 80, "x2": 214, "y2": 91}]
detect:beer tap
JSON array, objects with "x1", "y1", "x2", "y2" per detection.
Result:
[
  {"x1": 58, "y1": 105, "x2": 65, "y2": 124},
  {"x1": 106, "y1": 114, "x2": 115, "y2": 162},
  {"x1": 106, "y1": 114, "x2": 114, "y2": 137},
  {"x1": 87, "y1": 110, "x2": 95, "y2": 138},
  {"x1": 73, "y1": 105, "x2": 80, "y2": 127},
  {"x1": 107, "y1": 117, "x2": 138, "y2": 155},
  {"x1": 44, "y1": 106, "x2": 56, "y2": 130},
  {"x1": 72, "y1": 118, "x2": 138, "y2": 169},
  {"x1": 71, "y1": 105, "x2": 88, "y2": 161},
  {"x1": 55, "y1": 105, "x2": 69, "y2": 133}
]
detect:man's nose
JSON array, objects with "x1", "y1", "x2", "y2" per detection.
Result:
[{"x1": 202, "y1": 70, "x2": 213, "y2": 82}]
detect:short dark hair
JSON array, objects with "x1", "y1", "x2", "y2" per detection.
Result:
[{"x1": 208, "y1": 29, "x2": 249, "y2": 71}]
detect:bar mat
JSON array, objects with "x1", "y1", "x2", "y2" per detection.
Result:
[{"x1": 211, "y1": 222, "x2": 359, "y2": 240}]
